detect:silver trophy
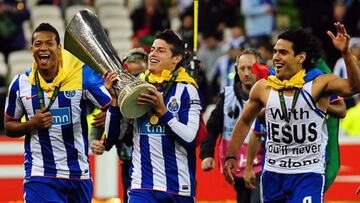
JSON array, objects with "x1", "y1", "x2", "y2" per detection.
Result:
[{"x1": 64, "y1": 9, "x2": 155, "y2": 118}]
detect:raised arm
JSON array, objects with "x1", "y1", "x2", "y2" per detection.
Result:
[{"x1": 325, "y1": 22, "x2": 360, "y2": 97}]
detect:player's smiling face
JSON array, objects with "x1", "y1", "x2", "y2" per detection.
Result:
[
  {"x1": 31, "y1": 31, "x2": 61, "y2": 74},
  {"x1": 148, "y1": 39, "x2": 182, "y2": 76},
  {"x1": 273, "y1": 39, "x2": 304, "y2": 80}
]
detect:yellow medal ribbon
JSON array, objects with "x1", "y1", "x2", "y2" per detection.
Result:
[
  {"x1": 140, "y1": 67, "x2": 198, "y2": 88},
  {"x1": 267, "y1": 69, "x2": 306, "y2": 90}
]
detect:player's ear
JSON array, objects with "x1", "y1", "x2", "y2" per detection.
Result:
[{"x1": 297, "y1": 52, "x2": 306, "y2": 64}]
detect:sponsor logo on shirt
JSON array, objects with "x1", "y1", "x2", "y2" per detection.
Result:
[
  {"x1": 137, "y1": 117, "x2": 166, "y2": 135},
  {"x1": 49, "y1": 107, "x2": 71, "y2": 125}
]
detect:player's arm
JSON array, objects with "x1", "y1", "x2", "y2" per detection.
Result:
[
  {"x1": 4, "y1": 76, "x2": 52, "y2": 137},
  {"x1": 224, "y1": 80, "x2": 265, "y2": 185},
  {"x1": 150, "y1": 84, "x2": 202, "y2": 147},
  {"x1": 244, "y1": 129, "x2": 263, "y2": 189},
  {"x1": 325, "y1": 22, "x2": 360, "y2": 97},
  {"x1": 5, "y1": 108, "x2": 52, "y2": 137},
  {"x1": 327, "y1": 96, "x2": 346, "y2": 118}
]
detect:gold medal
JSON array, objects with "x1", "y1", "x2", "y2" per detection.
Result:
[{"x1": 150, "y1": 115, "x2": 159, "y2": 125}]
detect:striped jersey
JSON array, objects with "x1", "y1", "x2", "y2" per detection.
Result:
[
  {"x1": 106, "y1": 82, "x2": 202, "y2": 197},
  {"x1": 5, "y1": 65, "x2": 111, "y2": 179}
]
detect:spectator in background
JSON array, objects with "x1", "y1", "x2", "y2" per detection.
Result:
[
  {"x1": 341, "y1": 94, "x2": 360, "y2": 136},
  {"x1": 177, "y1": 0, "x2": 193, "y2": 16},
  {"x1": 0, "y1": 0, "x2": 30, "y2": 62},
  {"x1": 198, "y1": 0, "x2": 228, "y2": 37},
  {"x1": 255, "y1": 40, "x2": 274, "y2": 66},
  {"x1": 241, "y1": 0, "x2": 276, "y2": 48},
  {"x1": 211, "y1": 38, "x2": 243, "y2": 101},
  {"x1": 343, "y1": 0, "x2": 360, "y2": 36},
  {"x1": 130, "y1": 0, "x2": 170, "y2": 52},
  {"x1": 333, "y1": 37, "x2": 360, "y2": 108},
  {"x1": 197, "y1": 32, "x2": 224, "y2": 86},
  {"x1": 200, "y1": 49, "x2": 264, "y2": 203},
  {"x1": 222, "y1": 26, "x2": 245, "y2": 53},
  {"x1": 177, "y1": 6, "x2": 194, "y2": 51}
]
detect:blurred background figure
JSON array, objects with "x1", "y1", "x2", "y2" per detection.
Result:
[
  {"x1": 177, "y1": 6, "x2": 194, "y2": 51},
  {"x1": 200, "y1": 49, "x2": 264, "y2": 203},
  {"x1": 241, "y1": 0, "x2": 276, "y2": 48},
  {"x1": 130, "y1": 0, "x2": 170, "y2": 52},
  {"x1": 0, "y1": 0, "x2": 30, "y2": 62},
  {"x1": 197, "y1": 32, "x2": 224, "y2": 88},
  {"x1": 341, "y1": 94, "x2": 360, "y2": 137},
  {"x1": 210, "y1": 38, "x2": 243, "y2": 103}
]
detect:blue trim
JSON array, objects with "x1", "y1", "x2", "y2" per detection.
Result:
[
  {"x1": 304, "y1": 68, "x2": 323, "y2": 82},
  {"x1": 58, "y1": 92, "x2": 81, "y2": 178},
  {"x1": 299, "y1": 89, "x2": 326, "y2": 118},
  {"x1": 31, "y1": 86, "x2": 56, "y2": 176},
  {"x1": 161, "y1": 136, "x2": 179, "y2": 193},
  {"x1": 6, "y1": 76, "x2": 20, "y2": 117},
  {"x1": 140, "y1": 135, "x2": 153, "y2": 188},
  {"x1": 106, "y1": 106, "x2": 122, "y2": 146}
]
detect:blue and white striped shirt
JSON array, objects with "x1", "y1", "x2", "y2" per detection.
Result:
[
  {"x1": 5, "y1": 65, "x2": 111, "y2": 179},
  {"x1": 106, "y1": 82, "x2": 202, "y2": 197}
]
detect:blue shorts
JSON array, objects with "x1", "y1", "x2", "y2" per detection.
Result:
[
  {"x1": 24, "y1": 176, "x2": 93, "y2": 203},
  {"x1": 128, "y1": 189, "x2": 195, "y2": 203},
  {"x1": 261, "y1": 171, "x2": 325, "y2": 203}
]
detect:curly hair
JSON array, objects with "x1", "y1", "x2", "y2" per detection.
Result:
[{"x1": 278, "y1": 29, "x2": 322, "y2": 71}]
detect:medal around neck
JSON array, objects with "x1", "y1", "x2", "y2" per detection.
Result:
[
  {"x1": 64, "y1": 9, "x2": 156, "y2": 119},
  {"x1": 150, "y1": 114, "x2": 159, "y2": 125}
]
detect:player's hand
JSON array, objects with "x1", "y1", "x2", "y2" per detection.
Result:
[
  {"x1": 92, "y1": 111, "x2": 106, "y2": 128},
  {"x1": 244, "y1": 167, "x2": 256, "y2": 189},
  {"x1": 201, "y1": 157, "x2": 215, "y2": 171},
  {"x1": 137, "y1": 87, "x2": 168, "y2": 117},
  {"x1": 30, "y1": 108, "x2": 52, "y2": 129},
  {"x1": 90, "y1": 139, "x2": 105, "y2": 155},
  {"x1": 103, "y1": 71, "x2": 119, "y2": 100},
  {"x1": 327, "y1": 22, "x2": 350, "y2": 54},
  {"x1": 223, "y1": 157, "x2": 239, "y2": 185}
]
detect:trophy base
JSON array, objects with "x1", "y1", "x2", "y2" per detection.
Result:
[{"x1": 118, "y1": 83, "x2": 156, "y2": 119}]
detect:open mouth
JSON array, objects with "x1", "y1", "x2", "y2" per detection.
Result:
[
  {"x1": 149, "y1": 58, "x2": 159, "y2": 65},
  {"x1": 39, "y1": 54, "x2": 50, "y2": 64},
  {"x1": 275, "y1": 63, "x2": 284, "y2": 70}
]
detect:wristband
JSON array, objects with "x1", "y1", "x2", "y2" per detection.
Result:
[{"x1": 225, "y1": 156, "x2": 236, "y2": 162}]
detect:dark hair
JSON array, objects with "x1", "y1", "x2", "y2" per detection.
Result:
[
  {"x1": 278, "y1": 29, "x2": 322, "y2": 71},
  {"x1": 156, "y1": 29, "x2": 185, "y2": 67},
  {"x1": 31, "y1": 23, "x2": 60, "y2": 45}
]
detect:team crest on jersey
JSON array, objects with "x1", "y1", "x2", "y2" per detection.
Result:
[
  {"x1": 167, "y1": 97, "x2": 179, "y2": 113},
  {"x1": 64, "y1": 90, "x2": 76, "y2": 99}
]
